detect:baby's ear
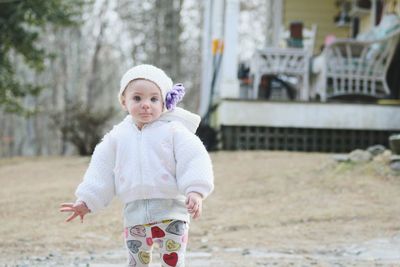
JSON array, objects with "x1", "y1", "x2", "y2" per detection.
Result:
[{"x1": 121, "y1": 97, "x2": 127, "y2": 110}]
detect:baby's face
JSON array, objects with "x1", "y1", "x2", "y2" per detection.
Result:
[{"x1": 122, "y1": 79, "x2": 163, "y2": 129}]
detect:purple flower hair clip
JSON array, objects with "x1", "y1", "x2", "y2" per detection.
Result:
[{"x1": 165, "y1": 83, "x2": 185, "y2": 110}]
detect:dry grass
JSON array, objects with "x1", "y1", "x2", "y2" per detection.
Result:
[{"x1": 1, "y1": 151, "x2": 400, "y2": 263}]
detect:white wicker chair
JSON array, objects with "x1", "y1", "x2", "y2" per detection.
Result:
[
  {"x1": 250, "y1": 24, "x2": 317, "y2": 100},
  {"x1": 311, "y1": 27, "x2": 400, "y2": 101}
]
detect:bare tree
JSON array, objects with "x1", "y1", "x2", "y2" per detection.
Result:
[
  {"x1": 0, "y1": 0, "x2": 206, "y2": 157},
  {"x1": 86, "y1": 0, "x2": 110, "y2": 107}
]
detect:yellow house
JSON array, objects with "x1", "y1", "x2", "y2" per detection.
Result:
[
  {"x1": 199, "y1": 0, "x2": 400, "y2": 150},
  {"x1": 212, "y1": 0, "x2": 400, "y2": 151},
  {"x1": 282, "y1": 0, "x2": 400, "y2": 54}
]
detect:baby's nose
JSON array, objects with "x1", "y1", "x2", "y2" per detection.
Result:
[{"x1": 142, "y1": 102, "x2": 150, "y2": 109}]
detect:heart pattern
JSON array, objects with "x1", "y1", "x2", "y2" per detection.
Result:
[
  {"x1": 138, "y1": 251, "x2": 151, "y2": 264},
  {"x1": 125, "y1": 220, "x2": 187, "y2": 266},
  {"x1": 151, "y1": 226, "x2": 165, "y2": 238},
  {"x1": 130, "y1": 225, "x2": 146, "y2": 237},
  {"x1": 163, "y1": 252, "x2": 178, "y2": 266},
  {"x1": 146, "y1": 237, "x2": 153, "y2": 246},
  {"x1": 127, "y1": 240, "x2": 142, "y2": 254},
  {"x1": 165, "y1": 220, "x2": 185, "y2": 236},
  {"x1": 166, "y1": 239, "x2": 181, "y2": 252}
]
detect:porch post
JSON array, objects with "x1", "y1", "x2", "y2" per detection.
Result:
[
  {"x1": 199, "y1": 0, "x2": 212, "y2": 118},
  {"x1": 199, "y1": 0, "x2": 224, "y2": 117},
  {"x1": 219, "y1": 0, "x2": 240, "y2": 98}
]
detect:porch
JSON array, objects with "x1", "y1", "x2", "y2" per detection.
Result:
[
  {"x1": 201, "y1": 0, "x2": 400, "y2": 152},
  {"x1": 216, "y1": 99, "x2": 400, "y2": 151}
]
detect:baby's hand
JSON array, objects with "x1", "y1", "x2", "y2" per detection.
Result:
[
  {"x1": 59, "y1": 201, "x2": 90, "y2": 223},
  {"x1": 186, "y1": 192, "x2": 203, "y2": 219}
]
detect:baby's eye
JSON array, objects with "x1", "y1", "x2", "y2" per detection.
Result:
[
  {"x1": 133, "y1": 96, "x2": 141, "y2": 101},
  {"x1": 151, "y1": 97, "x2": 159, "y2": 102}
]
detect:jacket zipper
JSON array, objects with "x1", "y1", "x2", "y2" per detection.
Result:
[
  {"x1": 138, "y1": 128, "x2": 143, "y2": 193},
  {"x1": 139, "y1": 126, "x2": 150, "y2": 222}
]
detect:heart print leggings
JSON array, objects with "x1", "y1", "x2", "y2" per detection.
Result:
[{"x1": 125, "y1": 219, "x2": 189, "y2": 267}]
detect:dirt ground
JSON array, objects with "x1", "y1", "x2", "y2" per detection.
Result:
[{"x1": 0, "y1": 151, "x2": 400, "y2": 266}]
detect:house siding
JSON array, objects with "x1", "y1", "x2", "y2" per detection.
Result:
[{"x1": 283, "y1": 0, "x2": 350, "y2": 53}]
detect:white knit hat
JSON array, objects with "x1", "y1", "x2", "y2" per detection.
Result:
[{"x1": 118, "y1": 64, "x2": 173, "y2": 109}]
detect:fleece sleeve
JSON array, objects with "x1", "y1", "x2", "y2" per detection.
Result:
[
  {"x1": 173, "y1": 123, "x2": 214, "y2": 199},
  {"x1": 75, "y1": 133, "x2": 116, "y2": 213}
]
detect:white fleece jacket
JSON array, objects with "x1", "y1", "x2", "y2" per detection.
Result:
[{"x1": 75, "y1": 115, "x2": 214, "y2": 213}]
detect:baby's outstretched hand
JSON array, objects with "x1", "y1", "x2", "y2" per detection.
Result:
[
  {"x1": 186, "y1": 192, "x2": 203, "y2": 219},
  {"x1": 60, "y1": 201, "x2": 90, "y2": 223}
]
